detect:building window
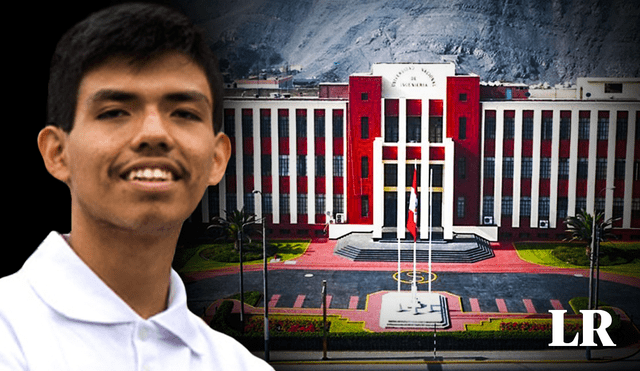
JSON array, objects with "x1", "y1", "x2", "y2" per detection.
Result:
[
  {"x1": 430, "y1": 164, "x2": 443, "y2": 187},
  {"x1": 521, "y1": 157, "x2": 533, "y2": 179},
  {"x1": 459, "y1": 117, "x2": 467, "y2": 139},
  {"x1": 226, "y1": 193, "x2": 236, "y2": 212},
  {"x1": 595, "y1": 197, "x2": 605, "y2": 213},
  {"x1": 361, "y1": 156, "x2": 369, "y2": 178},
  {"x1": 260, "y1": 110, "x2": 271, "y2": 138},
  {"x1": 520, "y1": 197, "x2": 531, "y2": 217},
  {"x1": 333, "y1": 112, "x2": 343, "y2": 138},
  {"x1": 502, "y1": 196, "x2": 513, "y2": 216},
  {"x1": 459, "y1": 93, "x2": 467, "y2": 102},
  {"x1": 429, "y1": 117, "x2": 442, "y2": 142},
  {"x1": 333, "y1": 194, "x2": 344, "y2": 214},
  {"x1": 522, "y1": 114, "x2": 534, "y2": 140},
  {"x1": 457, "y1": 197, "x2": 465, "y2": 218},
  {"x1": 280, "y1": 194, "x2": 290, "y2": 215},
  {"x1": 632, "y1": 198, "x2": 640, "y2": 219},
  {"x1": 557, "y1": 197, "x2": 568, "y2": 219},
  {"x1": 605, "y1": 83, "x2": 623, "y2": 93},
  {"x1": 615, "y1": 159, "x2": 626, "y2": 180},
  {"x1": 224, "y1": 110, "x2": 235, "y2": 137},
  {"x1": 458, "y1": 157, "x2": 466, "y2": 179},
  {"x1": 315, "y1": 111, "x2": 325, "y2": 138},
  {"x1": 578, "y1": 113, "x2": 590, "y2": 140},
  {"x1": 296, "y1": 110, "x2": 307, "y2": 138},
  {"x1": 560, "y1": 113, "x2": 571, "y2": 140},
  {"x1": 297, "y1": 194, "x2": 307, "y2": 215},
  {"x1": 504, "y1": 115, "x2": 515, "y2": 139},
  {"x1": 384, "y1": 163, "x2": 398, "y2": 186},
  {"x1": 385, "y1": 116, "x2": 399, "y2": 142},
  {"x1": 558, "y1": 158, "x2": 569, "y2": 179},
  {"x1": 333, "y1": 156, "x2": 344, "y2": 177},
  {"x1": 540, "y1": 157, "x2": 551, "y2": 179},
  {"x1": 539, "y1": 197, "x2": 550, "y2": 218},
  {"x1": 503, "y1": 157, "x2": 514, "y2": 179},
  {"x1": 315, "y1": 156, "x2": 325, "y2": 177},
  {"x1": 484, "y1": 157, "x2": 495, "y2": 178},
  {"x1": 407, "y1": 117, "x2": 421, "y2": 142},
  {"x1": 297, "y1": 155, "x2": 307, "y2": 176},
  {"x1": 575, "y1": 197, "x2": 587, "y2": 215},
  {"x1": 278, "y1": 110, "x2": 289, "y2": 138},
  {"x1": 597, "y1": 114, "x2": 609, "y2": 140},
  {"x1": 577, "y1": 158, "x2": 588, "y2": 179},
  {"x1": 596, "y1": 158, "x2": 607, "y2": 180},
  {"x1": 244, "y1": 192, "x2": 255, "y2": 214},
  {"x1": 616, "y1": 113, "x2": 628, "y2": 140},
  {"x1": 361, "y1": 117, "x2": 369, "y2": 139},
  {"x1": 315, "y1": 194, "x2": 326, "y2": 215},
  {"x1": 483, "y1": 196, "x2": 494, "y2": 217},
  {"x1": 485, "y1": 114, "x2": 496, "y2": 139},
  {"x1": 361, "y1": 92, "x2": 368, "y2": 101},
  {"x1": 279, "y1": 155, "x2": 289, "y2": 176},
  {"x1": 242, "y1": 109, "x2": 253, "y2": 138},
  {"x1": 541, "y1": 113, "x2": 553, "y2": 140},
  {"x1": 243, "y1": 155, "x2": 253, "y2": 175},
  {"x1": 226, "y1": 155, "x2": 236, "y2": 175},
  {"x1": 613, "y1": 198, "x2": 624, "y2": 218},
  {"x1": 260, "y1": 155, "x2": 271, "y2": 176},
  {"x1": 361, "y1": 195, "x2": 369, "y2": 217},
  {"x1": 263, "y1": 193, "x2": 273, "y2": 214},
  {"x1": 635, "y1": 161, "x2": 640, "y2": 181}
]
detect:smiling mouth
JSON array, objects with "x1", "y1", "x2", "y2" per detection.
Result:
[{"x1": 122, "y1": 167, "x2": 179, "y2": 182}]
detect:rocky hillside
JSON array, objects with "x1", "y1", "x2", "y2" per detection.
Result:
[{"x1": 176, "y1": 0, "x2": 640, "y2": 84}]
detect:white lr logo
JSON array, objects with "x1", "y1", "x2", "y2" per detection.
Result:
[{"x1": 548, "y1": 310, "x2": 616, "y2": 347}]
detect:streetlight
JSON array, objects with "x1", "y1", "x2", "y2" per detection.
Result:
[
  {"x1": 586, "y1": 185, "x2": 614, "y2": 360},
  {"x1": 253, "y1": 190, "x2": 270, "y2": 362}
]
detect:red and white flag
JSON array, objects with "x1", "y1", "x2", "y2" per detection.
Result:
[{"x1": 407, "y1": 166, "x2": 418, "y2": 241}]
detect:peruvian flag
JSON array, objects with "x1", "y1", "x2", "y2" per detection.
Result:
[{"x1": 407, "y1": 166, "x2": 418, "y2": 241}]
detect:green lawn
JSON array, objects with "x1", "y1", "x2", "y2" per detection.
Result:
[
  {"x1": 175, "y1": 240, "x2": 310, "y2": 274},
  {"x1": 514, "y1": 241, "x2": 640, "y2": 279}
]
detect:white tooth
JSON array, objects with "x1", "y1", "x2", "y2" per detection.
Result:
[
  {"x1": 143, "y1": 169, "x2": 153, "y2": 179},
  {"x1": 154, "y1": 169, "x2": 166, "y2": 180}
]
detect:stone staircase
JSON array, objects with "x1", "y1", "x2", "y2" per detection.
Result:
[{"x1": 335, "y1": 233, "x2": 494, "y2": 263}]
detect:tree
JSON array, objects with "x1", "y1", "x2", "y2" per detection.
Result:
[
  {"x1": 564, "y1": 209, "x2": 617, "y2": 257},
  {"x1": 208, "y1": 208, "x2": 262, "y2": 252}
]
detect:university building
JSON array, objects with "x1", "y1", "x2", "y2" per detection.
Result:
[{"x1": 193, "y1": 63, "x2": 640, "y2": 241}]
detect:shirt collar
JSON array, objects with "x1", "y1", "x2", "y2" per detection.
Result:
[{"x1": 24, "y1": 232, "x2": 206, "y2": 355}]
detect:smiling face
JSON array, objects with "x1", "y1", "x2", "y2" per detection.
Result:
[{"x1": 39, "y1": 52, "x2": 230, "y2": 236}]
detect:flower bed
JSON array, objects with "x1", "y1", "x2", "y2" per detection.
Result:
[
  {"x1": 244, "y1": 316, "x2": 326, "y2": 334},
  {"x1": 499, "y1": 321, "x2": 581, "y2": 334}
]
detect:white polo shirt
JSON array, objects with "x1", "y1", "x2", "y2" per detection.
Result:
[{"x1": 0, "y1": 232, "x2": 273, "y2": 371}]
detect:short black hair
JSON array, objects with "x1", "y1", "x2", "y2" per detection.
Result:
[{"x1": 47, "y1": 2, "x2": 224, "y2": 133}]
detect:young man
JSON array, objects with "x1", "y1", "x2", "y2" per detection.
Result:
[{"x1": 0, "y1": 3, "x2": 273, "y2": 370}]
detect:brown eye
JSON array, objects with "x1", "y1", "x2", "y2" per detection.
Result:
[{"x1": 97, "y1": 109, "x2": 129, "y2": 120}]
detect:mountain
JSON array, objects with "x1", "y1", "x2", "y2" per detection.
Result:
[{"x1": 175, "y1": 0, "x2": 640, "y2": 84}]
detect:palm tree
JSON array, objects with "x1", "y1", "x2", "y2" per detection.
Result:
[
  {"x1": 208, "y1": 207, "x2": 262, "y2": 252},
  {"x1": 564, "y1": 209, "x2": 617, "y2": 257}
]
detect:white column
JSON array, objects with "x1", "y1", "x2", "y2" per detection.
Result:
[
  {"x1": 549, "y1": 109, "x2": 561, "y2": 228},
  {"x1": 586, "y1": 110, "x2": 598, "y2": 214},
  {"x1": 289, "y1": 109, "x2": 297, "y2": 223},
  {"x1": 443, "y1": 139, "x2": 455, "y2": 240},
  {"x1": 494, "y1": 108, "x2": 504, "y2": 227},
  {"x1": 235, "y1": 109, "x2": 243, "y2": 212},
  {"x1": 623, "y1": 110, "x2": 636, "y2": 228},
  {"x1": 326, "y1": 110, "x2": 334, "y2": 220},
  {"x1": 530, "y1": 109, "x2": 541, "y2": 228},
  {"x1": 271, "y1": 108, "x2": 280, "y2": 224},
  {"x1": 420, "y1": 98, "x2": 430, "y2": 240},
  {"x1": 253, "y1": 108, "x2": 262, "y2": 217},
  {"x1": 567, "y1": 109, "x2": 580, "y2": 217},
  {"x1": 373, "y1": 138, "x2": 384, "y2": 239},
  {"x1": 605, "y1": 110, "x2": 616, "y2": 220},
  {"x1": 512, "y1": 109, "x2": 523, "y2": 228},
  {"x1": 397, "y1": 98, "x2": 407, "y2": 239},
  {"x1": 307, "y1": 108, "x2": 315, "y2": 225}
]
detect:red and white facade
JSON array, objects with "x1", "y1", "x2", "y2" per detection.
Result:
[{"x1": 194, "y1": 63, "x2": 640, "y2": 241}]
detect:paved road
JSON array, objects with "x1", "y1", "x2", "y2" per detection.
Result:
[{"x1": 185, "y1": 269, "x2": 640, "y2": 326}]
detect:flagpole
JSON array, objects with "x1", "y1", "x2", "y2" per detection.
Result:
[
  {"x1": 397, "y1": 237, "x2": 401, "y2": 292},
  {"x1": 428, "y1": 168, "x2": 433, "y2": 294},
  {"x1": 412, "y1": 164, "x2": 417, "y2": 305}
]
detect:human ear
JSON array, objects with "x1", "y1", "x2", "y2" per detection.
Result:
[
  {"x1": 207, "y1": 132, "x2": 231, "y2": 186},
  {"x1": 37, "y1": 125, "x2": 71, "y2": 185}
]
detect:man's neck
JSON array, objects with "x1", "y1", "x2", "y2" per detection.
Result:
[{"x1": 66, "y1": 217, "x2": 181, "y2": 320}]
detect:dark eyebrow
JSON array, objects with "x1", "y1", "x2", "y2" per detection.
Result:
[
  {"x1": 89, "y1": 89, "x2": 137, "y2": 103},
  {"x1": 165, "y1": 91, "x2": 212, "y2": 107}
]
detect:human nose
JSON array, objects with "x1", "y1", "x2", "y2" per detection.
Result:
[{"x1": 130, "y1": 108, "x2": 175, "y2": 153}]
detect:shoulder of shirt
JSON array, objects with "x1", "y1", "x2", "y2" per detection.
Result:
[{"x1": 184, "y1": 310, "x2": 274, "y2": 370}]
